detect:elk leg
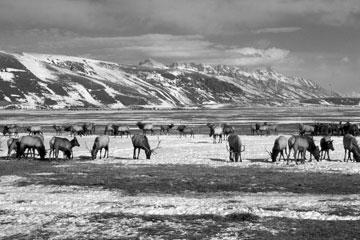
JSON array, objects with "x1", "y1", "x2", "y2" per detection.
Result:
[
  {"x1": 99, "y1": 149, "x2": 102, "y2": 159},
  {"x1": 327, "y1": 150, "x2": 330, "y2": 161},
  {"x1": 133, "y1": 148, "x2": 137, "y2": 159},
  {"x1": 137, "y1": 148, "x2": 140, "y2": 159},
  {"x1": 104, "y1": 147, "x2": 108, "y2": 158},
  {"x1": 344, "y1": 149, "x2": 347, "y2": 162}
]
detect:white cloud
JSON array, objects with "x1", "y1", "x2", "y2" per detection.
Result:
[{"x1": 254, "y1": 27, "x2": 302, "y2": 34}]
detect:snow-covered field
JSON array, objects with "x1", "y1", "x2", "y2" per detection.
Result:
[{"x1": 0, "y1": 132, "x2": 360, "y2": 239}]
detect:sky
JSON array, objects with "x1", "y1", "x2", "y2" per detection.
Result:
[{"x1": 0, "y1": 0, "x2": 359, "y2": 95}]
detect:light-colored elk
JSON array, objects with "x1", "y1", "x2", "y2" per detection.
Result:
[
  {"x1": 298, "y1": 123, "x2": 315, "y2": 136},
  {"x1": 16, "y1": 135, "x2": 46, "y2": 160},
  {"x1": 268, "y1": 136, "x2": 288, "y2": 162},
  {"x1": 226, "y1": 134, "x2": 245, "y2": 162},
  {"x1": 136, "y1": 122, "x2": 154, "y2": 135},
  {"x1": 49, "y1": 137, "x2": 80, "y2": 161},
  {"x1": 26, "y1": 126, "x2": 42, "y2": 135},
  {"x1": 287, "y1": 136, "x2": 320, "y2": 165},
  {"x1": 131, "y1": 134, "x2": 161, "y2": 159},
  {"x1": 207, "y1": 123, "x2": 223, "y2": 143},
  {"x1": 88, "y1": 135, "x2": 110, "y2": 160},
  {"x1": 343, "y1": 134, "x2": 360, "y2": 162}
]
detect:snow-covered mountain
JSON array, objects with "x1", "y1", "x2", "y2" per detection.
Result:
[{"x1": 0, "y1": 50, "x2": 341, "y2": 109}]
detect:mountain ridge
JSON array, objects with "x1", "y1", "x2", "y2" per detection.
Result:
[{"x1": 0, "y1": 50, "x2": 342, "y2": 109}]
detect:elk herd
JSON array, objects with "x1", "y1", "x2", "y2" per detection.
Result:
[{"x1": 1, "y1": 120, "x2": 360, "y2": 164}]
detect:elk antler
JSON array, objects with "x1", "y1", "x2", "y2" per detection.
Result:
[
  {"x1": 265, "y1": 147, "x2": 272, "y2": 157},
  {"x1": 151, "y1": 137, "x2": 162, "y2": 153}
]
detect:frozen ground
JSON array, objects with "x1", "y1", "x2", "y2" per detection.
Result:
[{"x1": 0, "y1": 133, "x2": 360, "y2": 239}]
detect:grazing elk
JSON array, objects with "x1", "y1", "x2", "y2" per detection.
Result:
[
  {"x1": 269, "y1": 136, "x2": 288, "y2": 162},
  {"x1": 160, "y1": 124, "x2": 174, "y2": 135},
  {"x1": 207, "y1": 123, "x2": 223, "y2": 143},
  {"x1": 131, "y1": 134, "x2": 161, "y2": 159},
  {"x1": 320, "y1": 136, "x2": 334, "y2": 160},
  {"x1": 117, "y1": 125, "x2": 131, "y2": 138},
  {"x1": 343, "y1": 134, "x2": 360, "y2": 162},
  {"x1": 90, "y1": 135, "x2": 110, "y2": 160},
  {"x1": 64, "y1": 125, "x2": 84, "y2": 137},
  {"x1": 16, "y1": 135, "x2": 46, "y2": 160},
  {"x1": 287, "y1": 136, "x2": 320, "y2": 165},
  {"x1": 26, "y1": 126, "x2": 42, "y2": 135},
  {"x1": 83, "y1": 123, "x2": 96, "y2": 135},
  {"x1": 3, "y1": 125, "x2": 18, "y2": 138},
  {"x1": 53, "y1": 124, "x2": 63, "y2": 135},
  {"x1": 298, "y1": 123, "x2": 315, "y2": 136},
  {"x1": 49, "y1": 137, "x2": 80, "y2": 161},
  {"x1": 136, "y1": 121, "x2": 154, "y2": 135},
  {"x1": 226, "y1": 134, "x2": 245, "y2": 162}
]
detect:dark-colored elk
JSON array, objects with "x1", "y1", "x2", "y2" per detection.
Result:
[
  {"x1": 267, "y1": 124, "x2": 278, "y2": 135},
  {"x1": 49, "y1": 137, "x2": 80, "y2": 161},
  {"x1": 26, "y1": 126, "x2": 42, "y2": 135},
  {"x1": 82, "y1": 123, "x2": 95, "y2": 135},
  {"x1": 16, "y1": 135, "x2": 46, "y2": 160},
  {"x1": 177, "y1": 125, "x2": 187, "y2": 138},
  {"x1": 136, "y1": 121, "x2": 154, "y2": 135},
  {"x1": 6, "y1": 138, "x2": 18, "y2": 159},
  {"x1": 320, "y1": 136, "x2": 334, "y2": 160},
  {"x1": 343, "y1": 134, "x2": 360, "y2": 162},
  {"x1": 3, "y1": 125, "x2": 18, "y2": 138},
  {"x1": 226, "y1": 134, "x2": 245, "y2": 162},
  {"x1": 104, "y1": 124, "x2": 115, "y2": 135},
  {"x1": 131, "y1": 134, "x2": 161, "y2": 159},
  {"x1": 90, "y1": 135, "x2": 110, "y2": 160},
  {"x1": 250, "y1": 123, "x2": 260, "y2": 135},
  {"x1": 117, "y1": 125, "x2": 131, "y2": 138},
  {"x1": 53, "y1": 124, "x2": 63, "y2": 135},
  {"x1": 298, "y1": 123, "x2": 315, "y2": 136},
  {"x1": 160, "y1": 124, "x2": 174, "y2": 135},
  {"x1": 207, "y1": 123, "x2": 223, "y2": 143},
  {"x1": 269, "y1": 136, "x2": 288, "y2": 162},
  {"x1": 287, "y1": 136, "x2": 320, "y2": 164}
]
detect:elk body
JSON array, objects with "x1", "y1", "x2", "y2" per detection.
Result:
[
  {"x1": 136, "y1": 122, "x2": 154, "y2": 135},
  {"x1": 53, "y1": 125, "x2": 63, "y2": 135},
  {"x1": 270, "y1": 136, "x2": 288, "y2": 162},
  {"x1": 104, "y1": 124, "x2": 115, "y2": 135},
  {"x1": 91, "y1": 135, "x2": 110, "y2": 160},
  {"x1": 3, "y1": 125, "x2": 18, "y2": 137},
  {"x1": 64, "y1": 125, "x2": 84, "y2": 137},
  {"x1": 298, "y1": 123, "x2": 315, "y2": 136},
  {"x1": 287, "y1": 136, "x2": 320, "y2": 164},
  {"x1": 223, "y1": 124, "x2": 235, "y2": 140},
  {"x1": 16, "y1": 135, "x2": 46, "y2": 160},
  {"x1": 207, "y1": 123, "x2": 223, "y2": 143},
  {"x1": 227, "y1": 134, "x2": 245, "y2": 162},
  {"x1": 160, "y1": 124, "x2": 174, "y2": 135},
  {"x1": 26, "y1": 126, "x2": 42, "y2": 135},
  {"x1": 7, "y1": 138, "x2": 18, "y2": 159},
  {"x1": 250, "y1": 123, "x2": 260, "y2": 135},
  {"x1": 49, "y1": 137, "x2": 80, "y2": 161},
  {"x1": 83, "y1": 123, "x2": 95, "y2": 135},
  {"x1": 343, "y1": 134, "x2": 360, "y2": 162},
  {"x1": 320, "y1": 136, "x2": 334, "y2": 160},
  {"x1": 131, "y1": 134, "x2": 161, "y2": 159},
  {"x1": 117, "y1": 125, "x2": 131, "y2": 138}
]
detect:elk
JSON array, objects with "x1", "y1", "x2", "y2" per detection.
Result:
[
  {"x1": 298, "y1": 123, "x2": 315, "y2": 136},
  {"x1": 136, "y1": 121, "x2": 154, "y2": 135},
  {"x1": 177, "y1": 125, "x2": 187, "y2": 138},
  {"x1": 104, "y1": 124, "x2": 115, "y2": 135},
  {"x1": 3, "y1": 125, "x2": 18, "y2": 138},
  {"x1": 207, "y1": 123, "x2": 223, "y2": 143},
  {"x1": 259, "y1": 125, "x2": 270, "y2": 136},
  {"x1": 53, "y1": 124, "x2": 63, "y2": 135},
  {"x1": 287, "y1": 136, "x2": 320, "y2": 165},
  {"x1": 223, "y1": 124, "x2": 235, "y2": 140},
  {"x1": 269, "y1": 136, "x2": 288, "y2": 162},
  {"x1": 131, "y1": 134, "x2": 161, "y2": 159},
  {"x1": 6, "y1": 138, "x2": 18, "y2": 159},
  {"x1": 16, "y1": 135, "x2": 46, "y2": 160},
  {"x1": 320, "y1": 136, "x2": 334, "y2": 160},
  {"x1": 64, "y1": 124, "x2": 84, "y2": 137},
  {"x1": 250, "y1": 123, "x2": 260, "y2": 135},
  {"x1": 82, "y1": 123, "x2": 96, "y2": 135},
  {"x1": 226, "y1": 134, "x2": 245, "y2": 162},
  {"x1": 343, "y1": 134, "x2": 360, "y2": 162},
  {"x1": 160, "y1": 124, "x2": 174, "y2": 135},
  {"x1": 49, "y1": 137, "x2": 80, "y2": 161},
  {"x1": 89, "y1": 135, "x2": 110, "y2": 160},
  {"x1": 117, "y1": 125, "x2": 131, "y2": 138},
  {"x1": 26, "y1": 126, "x2": 42, "y2": 135},
  {"x1": 287, "y1": 135, "x2": 296, "y2": 159},
  {"x1": 267, "y1": 124, "x2": 278, "y2": 135}
]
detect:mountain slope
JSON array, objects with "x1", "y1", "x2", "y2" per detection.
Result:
[{"x1": 0, "y1": 51, "x2": 341, "y2": 109}]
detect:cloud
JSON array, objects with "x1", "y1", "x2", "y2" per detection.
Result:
[
  {"x1": 253, "y1": 27, "x2": 302, "y2": 34},
  {"x1": 340, "y1": 57, "x2": 350, "y2": 63}
]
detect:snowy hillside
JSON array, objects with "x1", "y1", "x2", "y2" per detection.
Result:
[{"x1": 0, "y1": 50, "x2": 341, "y2": 109}]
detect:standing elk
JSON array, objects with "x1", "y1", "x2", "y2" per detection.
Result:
[
  {"x1": 223, "y1": 124, "x2": 235, "y2": 140},
  {"x1": 104, "y1": 124, "x2": 115, "y2": 135},
  {"x1": 3, "y1": 125, "x2": 18, "y2": 138},
  {"x1": 269, "y1": 136, "x2": 288, "y2": 162},
  {"x1": 26, "y1": 126, "x2": 42, "y2": 135},
  {"x1": 320, "y1": 136, "x2": 334, "y2": 160},
  {"x1": 343, "y1": 134, "x2": 360, "y2": 162},
  {"x1": 131, "y1": 134, "x2": 161, "y2": 159},
  {"x1": 117, "y1": 125, "x2": 131, "y2": 138},
  {"x1": 160, "y1": 124, "x2": 174, "y2": 135},
  {"x1": 53, "y1": 125, "x2": 63, "y2": 135},
  {"x1": 136, "y1": 121, "x2": 154, "y2": 135},
  {"x1": 83, "y1": 123, "x2": 96, "y2": 135},
  {"x1": 16, "y1": 135, "x2": 46, "y2": 160},
  {"x1": 250, "y1": 123, "x2": 260, "y2": 135},
  {"x1": 89, "y1": 135, "x2": 110, "y2": 160},
  {"x1": 226, "y1": 134, "x2": 245, "y2": 162},
  {"x1": 207, "y1": 123, "x2": 223, "y2": 143},
  {"x1": 49, "y1": 137, "x2": 80, "y2": 161},
  {"x1": 6, "y1": 138, "x2": 18, "y2": 159},
  {"x1": 177, "y1": 125, "x2": 187, "y2": 138},
  {"x1": 64, "y1": 125, "x2": 84, "y2": 137},
  {"x1": 298, "y1": 123, "x2": 315, "y2": 136},
  {"x1": 287, "y1": 136, "x2": 320, "y2": 165}
]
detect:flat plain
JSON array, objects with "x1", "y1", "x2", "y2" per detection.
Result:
[{"x1": 0, "y1": 106, "x2": 360, "y2": 239}]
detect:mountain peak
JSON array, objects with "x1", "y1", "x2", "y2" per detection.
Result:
[{"x1": 138, "y1": 58, "x2": 167, "y2": 69}]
